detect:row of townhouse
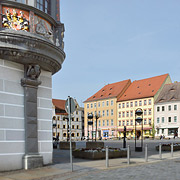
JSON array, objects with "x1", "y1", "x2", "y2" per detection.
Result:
[
  {"x1": 84, "y1": 74, "x2": 173, "y2": 139},
  {"x1": 52, "y1": 99, "x2": 84, "y2": 141}
]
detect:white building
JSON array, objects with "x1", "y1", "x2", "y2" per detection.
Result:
[
  {"x1": 52, "y1": 99, "x2": 84, "y2": 141},
  {"x1": 154, "y1": 82, "x2": 180, "y2": 138}
]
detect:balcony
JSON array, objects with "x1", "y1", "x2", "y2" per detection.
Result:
[{"x1": 0, "y1": 0, "x2": 65, "y2": 74}]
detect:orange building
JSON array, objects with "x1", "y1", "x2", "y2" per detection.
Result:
[
  {"x1": 84, "y1": 79, "x2": 131, "y2": 139},
  {"x1": 117, "y1": 74, "x2": 171, "y2": 139}
]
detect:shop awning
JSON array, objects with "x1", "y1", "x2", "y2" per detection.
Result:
[
  {"x1": 143, "y1": 127, "x2": 152, "y2": 130},
  {"x1": 118, "y1": 128, "x2": 133, "y2": 132}
]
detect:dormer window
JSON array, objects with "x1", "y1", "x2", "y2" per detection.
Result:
[{"x1": 170, "y1": 87, "x2": 176, "y2": 91}]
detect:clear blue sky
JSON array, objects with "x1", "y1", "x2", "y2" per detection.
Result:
[{"x1": 52, "y1": 0, "x2": 180, "y2": 106}]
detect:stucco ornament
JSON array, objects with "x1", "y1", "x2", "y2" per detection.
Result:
[
  {"x1": 26, "y1": 64, "x2": 41, "y2": 80},
  {"x1": 2, "y1": 9, "x2": 29, "y2": 31},
  {"x1": 35, "y1": 17, "x2": 53, "y2": 42}
]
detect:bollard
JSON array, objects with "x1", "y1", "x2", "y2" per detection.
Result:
[
  {"x1": 106, "y1": 146, "x2": 109, "y2": 168},
  {"x1": 171, "y1": 143, "x2": 173, "y2": 157},
  {"x1": 159, "y1": 143, "x2": 162, "y2": 160},
  {"x1": 145, "y1": 144, "x2": 148, "y2": 162},
  {"x1": 127, "y1": 145, "x2": 130, "y2": 165}
]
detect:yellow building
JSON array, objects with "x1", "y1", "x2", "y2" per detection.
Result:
[
  {"x1": 117, "y1": 74, "x2": 171, "y2": 139},
  {"x1": 84, "y1": 80, "x2": 131, "y2": 139}
]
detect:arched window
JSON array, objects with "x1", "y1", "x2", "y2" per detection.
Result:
[{"x1": 37, "y1": 0, "x2": 51, "y2": 15}]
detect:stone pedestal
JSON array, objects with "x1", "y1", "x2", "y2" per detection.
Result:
[
  {"x1": 21, "y1": 65, "x2": 43, "y2": 169},
  {"x1": 23, "y1": 154, "x2": 43, "y2": 170},
  {"x1": 59, "y1": 142, "x2": 76, "y2": 150},
  {"x1": 86, "y1": 142, "x2": 104, "y2": 149}
]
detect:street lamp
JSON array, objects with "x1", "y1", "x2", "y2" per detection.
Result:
[
  {"x1": 87, "y1": 112, "x2": 99, "y2": 141},
  {"x1": 87, "y1": 113, "x2": 93, "y2": 141},
  {"x1": 123, "y1": 126, "x2": 126, "y2": 148},
  {"x1": 63, "y1": 116, "x2": 69, "y2": 142},
  {"x1": 135, "y1": 108, "x2": 143, "y2": 152},
  {"x1": 94, "y1": 112, "x2": 99, "y2": 142}
]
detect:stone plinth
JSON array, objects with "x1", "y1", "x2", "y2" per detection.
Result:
[
  {"x1": 59, "y1": 142, "x2": 76, "y2": 150},
  {"x1": 86, "y1": 142, "x2": 104, "y2": 149},
  {"x1": 23, "y1": 154, "x2": 43, "y2": 170},
  {"x1": 72, "y1": 149, "x2": 127, "y2": 160},
  {"x1": 156, "y1": 145, "x2": 180, "y2": 151}
]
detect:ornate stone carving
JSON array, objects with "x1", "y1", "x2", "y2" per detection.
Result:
[
  {"x1": 21, "y1": 64, "x2": 41, "y2": 87},
  {"x1": 34, "y1": 16, "x2": 53, "y2": 43},
  {"x1": 26, "y1": 64, "x2": 41, "y2": 80},
  {"x1": 2, "y1": 8, "x2": 29, "y2": 31},
  {"x1": 55, "y1": 23, "x2": 65, "y2": 49},
  {"x1": 0, "y1": 45, "x2": 62, "y2": 74}
]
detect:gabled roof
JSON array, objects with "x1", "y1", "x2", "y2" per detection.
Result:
[
  {"x1": 84, "y1": 79, "x2": 131, "y2": 102},
  {"x1": 155, "y1": 82, "x2": 180, "y2": 103},
  {"x1": 118, "y1": 74, "x2": 169, "y2": 102},
  {"x1": 52, "y1": 99, "x2": 66, "y2": 110}
]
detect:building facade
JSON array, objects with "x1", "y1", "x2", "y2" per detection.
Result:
[
  {"x1": 117, "y1": 74, "x2": 171, "y2": 139},
  {"x1": 84, "y1": 80, "x2": 131, "y2": 139},
  {"x1": 117, "y1": 97, "x2": 154, "y2": 138},
  {"x1": 0, "y1": 0, "x2": 65, "y2": 171},
  {"x1": 154, "y1": 82, "x2": 180, "y2": 138},
  {"x1": 52, "y1": 99, "x2": 84, "y2": 141}
]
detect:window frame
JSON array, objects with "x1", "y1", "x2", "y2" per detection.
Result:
[
  {"x1": 144, "y1": 100, "x2": 147, "y2": 105},
  {"x1": 162, "y1": 106, "x2": 165, "y2": 111},
  {"x1": 130, "y1": 102, "x2": 133, "y2": 107},
  {"x1": 157, "y1": 117, "x2": 159, "y2": 123},
  {"x1": 174, "y1": 105, "x2": 177, "y2": 110},
  {"x1": 36, "y1": 0, "x2": 51, "y2": 15},
  {"x1": 111, "y1": 109, "x2": 114, "y2": 116},
  {"x1": 106, "y1": 101, "x2": 109, "y2": 106},
  {"x1": 168, "y1": 117, "x2": 171, "y2": 123},
  {"x1": 148, "y1": 99, "x2": 151, "y2": 105},
  {"x1": 174, "y1": 116, "x2": 177, "y2": 122},
  {"x1": 107, "y1": 120, "x2": 109, "y2": 126},
  {"x1": 162, "y1": 117, "x2": 164, "y2": 123},
  {"x1": 168, "y1": 105, "x2": 171, "y2": 111},
  {"x1": 15, "y1": 0, "x2": 27, "y2": 4},
  {"x1": 106, "y1": 110, "x2": 109, "y2": 116}
]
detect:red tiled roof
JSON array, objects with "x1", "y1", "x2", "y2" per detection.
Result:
[
  {"x1": 84, "y1": 79, "x2": 131, "y2": 102},
  {"x1": 52, "y1": 99, "x2": 66, "y2": 110},
  {"x1": 118, "y1": 74, "x2": 169, "y2": 102}
]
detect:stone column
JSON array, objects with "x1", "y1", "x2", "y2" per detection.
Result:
[{"x1": 21, "y1": 64, "x2": 43, "y2": 170}]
